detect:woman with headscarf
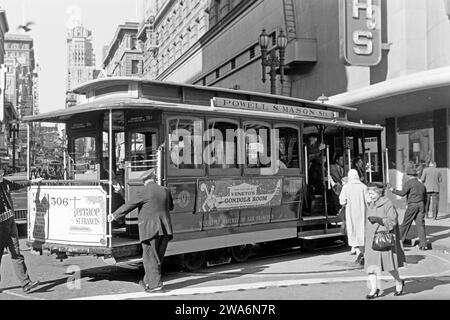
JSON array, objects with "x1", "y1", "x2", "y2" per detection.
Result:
[
  {"x1": 364, "y1": 182, "x2": 406, "y2": 299},
  {"x1": 339, "y1": 169, "x2": 368, "y2": 264}
]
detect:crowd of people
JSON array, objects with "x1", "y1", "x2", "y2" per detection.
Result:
[
  {"x1": 30, "y1": 165, "x2": 65, "y2": 180},
  {"x1": 334, "y1": 155, "x2": 442, "y2": 299}
]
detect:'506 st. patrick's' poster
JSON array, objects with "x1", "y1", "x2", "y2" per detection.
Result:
[{"x1": 197, "y1": 178, "x2": 282, "y2": 213}]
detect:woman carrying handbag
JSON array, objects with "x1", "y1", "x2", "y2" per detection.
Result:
[{"x1": 364, "y1": 182, "x2": 406, "y2": 299}]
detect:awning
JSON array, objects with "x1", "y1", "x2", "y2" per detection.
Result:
[{"x1": 327, "y1": 66, "x2": 450, "y2": 124}]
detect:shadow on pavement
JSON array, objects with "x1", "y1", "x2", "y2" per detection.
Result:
[
  {"x1": 403, "y1": 225, "x2": 450, "y2": 247},
  {"x1": 380, "y1": 276, "x2": 450, "y2": 297},
  {"x1": 405, "y1": 255, "x2": 426, "y2": 265}
]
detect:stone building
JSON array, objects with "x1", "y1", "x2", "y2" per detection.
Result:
[
  {"x1": 103, "y1": 22, "x2": 143, "y2": 77},
  {"x1": 0, "y1": 8, "x2": 10, "y2": 166},
  {"x1": 4, "y1": 34, "x2": 37, "y2": 168},
  {"x1": 137, "y1": 0, "x2": 210, "y2": 80}
]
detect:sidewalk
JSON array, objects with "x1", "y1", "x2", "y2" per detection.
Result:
[{"x1": 397, "y1": 209, "x2": 450, "y2": 252}]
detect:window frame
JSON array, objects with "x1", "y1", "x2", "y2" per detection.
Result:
[
  {"x1": 243, "y1": 120, "x2": 273, "y2": 175},
  {"x1": 273, "y1": 123, "x2": 302, "y2": 176},
  {"x1": 166, "y1": 115, "x2": 205, "y2": 177},
  {"x1": 206, "y1": 117, "x2": 242, "y2": 176}
]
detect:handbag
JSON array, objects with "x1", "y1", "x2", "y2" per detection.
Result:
[{"x1": 372, "y1": 225, "x2": 396, "y2": 251}]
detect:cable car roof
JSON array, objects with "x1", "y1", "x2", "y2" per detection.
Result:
[
  {"x1": 69, "y1": 77, "x2": 357, "y2": 112},
  {"x1": 23, "y1": 96, "x2": 382, "y2": 131}
]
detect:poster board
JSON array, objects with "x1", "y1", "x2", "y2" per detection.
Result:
[{"x1": 28, "y1": 186, "x2": 107, "y2": 247}]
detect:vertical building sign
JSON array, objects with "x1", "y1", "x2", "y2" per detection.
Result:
[{"x1": 339, "y1": 0, "x2": 382, "y2": 66}]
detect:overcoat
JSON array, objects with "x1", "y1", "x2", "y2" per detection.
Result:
[
  {"x1": 112, "y1": 182, "x2": 174, "y2": 242},
  {"x1": 339, "y1": 175, "x2": 368, "y2": 247},
  {"x1": 364, "y1": 196, "x2": 406, "y2": 273}
]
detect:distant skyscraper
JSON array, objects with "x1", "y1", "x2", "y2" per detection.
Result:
[{"x1": 66, "y1": 24, "x2": 96, "y2": 107}]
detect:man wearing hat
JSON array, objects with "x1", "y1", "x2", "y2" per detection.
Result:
[
  {"x1": 108, "y1": 168, "x2": 174, "y2": 292},
  {"x1": 420, "y1": 161, "x2": 442, "y2": 220},
  {"x1": 388, "y1": 163, "x2": 428, "y2": 250}
]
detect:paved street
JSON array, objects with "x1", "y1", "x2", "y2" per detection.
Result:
[{"x1": 1, "y1": 230, "x2": 449, "y2": 300}]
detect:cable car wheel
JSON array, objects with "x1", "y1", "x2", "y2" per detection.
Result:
[
  {"x1": 181, "y1": 251, "x2": 206, "y2": 271},
  {"x1": 229, "y1": 244, "x2": 253, "y2": 263}
]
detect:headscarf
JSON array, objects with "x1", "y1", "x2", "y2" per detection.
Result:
[{"x1": 347, "y1": 169, "x2": 361, "y2": 183}]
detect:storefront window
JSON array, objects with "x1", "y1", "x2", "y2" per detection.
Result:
[
  {"x1": 397, "y1": 128, "x2": 434, "y2": 172},
  {"x1": 168, "y1": 117, "x2": 203, "y2": 169}
]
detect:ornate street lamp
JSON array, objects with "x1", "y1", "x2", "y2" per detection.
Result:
[
  {"x1": 317, "y1": 93, "x2": 329, "y2": 104},
  {"x1": 259, "y1": 29, "x2": 288, "y2": 94}
]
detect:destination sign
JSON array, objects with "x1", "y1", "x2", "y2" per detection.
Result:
[{"x1": 212, "y1": 97, "x2": 338, "y2": 119}]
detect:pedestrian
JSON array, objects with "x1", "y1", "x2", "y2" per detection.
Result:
[
  {"x1": 352, "y1": 156, "x2": 367, "y2": 184},
  {"x1": 339, "y1": 169, "x2": 368, "y2": 264},
  {"x1": 0, "y1": 168, "x2": 42, "y2": 293},
  {"x1": 420, "y1": 161, "x2": 442, "y2": 220},
  {"x1": 108, "y1": 168, "x2": 173, "y2": 292},
  {"x1": 329, "y1": 154, "x2": 345, "y2": 214},
  {"x1": 364, "y1": 182, "x2": 406, "y2": 299},
  {"x1": 388, "y1": 163, "x2": 428, "y2": 250}
]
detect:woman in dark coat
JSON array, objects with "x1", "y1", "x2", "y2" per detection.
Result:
[{"x1": 364, "y1": 182, "x2": 406, "y2": 299}]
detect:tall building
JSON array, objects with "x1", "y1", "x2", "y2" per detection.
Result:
[
  {"x1": 4, "y1": 34, "x2": 37, "y2": 168},
  {"x1": 137, "y1": 0, "x2": 210, "y2": 80},
  {"x1": 66, "y1": 24, "x2": 96, "y2": 107},
  {"x1": 103, "y1": 22, "x2": 143, "y2": 77},
  {"x1": 0, "y1": 8, "x2": 10, "y2": 166},
  {"x1": 4, "y1": 34, "x2": 35, "y2": 117}
]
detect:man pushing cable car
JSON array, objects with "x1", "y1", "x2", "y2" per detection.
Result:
[{"x1": 108, "y1": 168, "x2": 174, "y2": 292}]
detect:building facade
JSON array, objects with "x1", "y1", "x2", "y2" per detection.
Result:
[
  {"x1": 137, "y1": 0, "x2": 210, "y2": 80},
  {"x1": 140, "y1": 0, "x2": 450, "y2": 213},
  {"x1": 4, "y1": 34, "x2": 35, "y2": 117},
  {"x1": 4, "y1": 34, "x2": 38, "y2": 169},
  {"x1": 0, "y1": 8, "x2": 10, "y2": 167},
  {"x1": 103, "y1": 22, "x2": 143, "y2": 77},
  {"x1": 66, "y1": 24, "x2": 96, "y2": 107}
]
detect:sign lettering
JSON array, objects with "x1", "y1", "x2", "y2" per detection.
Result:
[
  {"x1": 213, "y1": 98, "x2": 338, "y2": 119},
  {"x1": 340, "y1": 0, "x2": 382, "y2": 66}
]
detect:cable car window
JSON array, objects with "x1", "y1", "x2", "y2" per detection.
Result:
[
  {"x1": 71, "y1": 136, "x2": 98, "y2": 180},
  {"x1": 206, "y1": 120, "x2": 239, "y2": 169},
  {"x1": 276, "y1": 126, "x2": 300, "y2": 169},
  {"x1": 130, "y1": 131, "x2": 158, "y2": 172},
  {"x1": 244, "y1": 122, "x2": 271, "y2": 169},
  {"x1": 168, "y1": 117, "x2": 203, "y2": 169},
  {"x1": 115, "y1": 132, "x2": 125, "y2": 177}
]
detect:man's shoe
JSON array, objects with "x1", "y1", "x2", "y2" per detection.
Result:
[
  {"x1": 22, "y1": 281, "x2": 39, "y2": 293},
  {"x1": 145, "y1": 285, "x2": 164, "y2": 293},
  {"x1": 355, "y1": 253, "x2": 364, "y2": 264}
]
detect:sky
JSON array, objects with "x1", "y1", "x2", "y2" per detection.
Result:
[{"x1": 0, "y1": 0, "x2": 144, "y2": 113}]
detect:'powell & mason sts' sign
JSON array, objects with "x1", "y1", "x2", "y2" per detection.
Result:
[{"x1": 212, "y1": 98, "x2": 338, "y2": 119}]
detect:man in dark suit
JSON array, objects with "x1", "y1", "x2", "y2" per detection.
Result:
[
  {"x1": 0, "y1": 169, "x2": 42, "y2": 293},
  {"x1": 388, "y1": 164, "x2": 428, "y2": 250},
  {"x1": 108, "y1": 168, "x2": 174, "y2": 292},
  {"x1": 420, "y1": 161, "x2": 442, "y2": 220}
]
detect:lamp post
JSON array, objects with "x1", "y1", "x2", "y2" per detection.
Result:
[{"x1": 259, "y1": 29, "x2": 288, "y2": 94}]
